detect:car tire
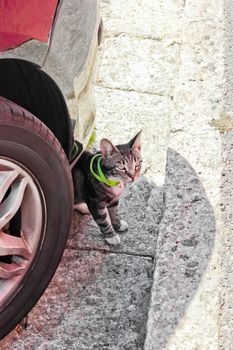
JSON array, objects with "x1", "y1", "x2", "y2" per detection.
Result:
[{"x1": 0, "y1": 97, "x2": 73, "y2": 339}]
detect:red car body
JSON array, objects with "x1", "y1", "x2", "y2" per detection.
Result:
[{"x1": 0, "y1": 0, "x2": 58, "y2": 51}]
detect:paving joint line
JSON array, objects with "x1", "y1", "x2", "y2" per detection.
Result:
[
  {"x1": 103, "y1": 31, "x2": 164, "y2": 42},
  {"x1": 104, "y1": 31, "x2": 182, "y2": 46},
  {"x1": 95, "y1": 83, "x2": 173, "y2": 99},
  {"x1": 67, "y1": 245, "x2": 154, "y2": 260}
]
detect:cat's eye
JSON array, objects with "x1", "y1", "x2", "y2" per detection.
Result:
[
  {"x1": 135, "y1": 161, "x2": 141, "y2": 169},
  {"x1": 117, "y1": 166, "x2": 125, "y2": 171}
]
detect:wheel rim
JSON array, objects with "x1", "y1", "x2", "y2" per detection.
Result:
[{"x1": 0, "y1": 158, "x2": 46, "y2": 307}]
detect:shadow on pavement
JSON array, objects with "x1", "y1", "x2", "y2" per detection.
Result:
[
  {"x1": 0, "y1": 148, "x2": 215, "y2": 350},
  {"x1": 145, "y1": 148, "x2": 216, "y2": 349},
  {"x1": 0, "y1": 177, "x2": 163, "y2": 350},
  {"x1": 68, "y1": 175, "x2": 164, "y2": 257}
]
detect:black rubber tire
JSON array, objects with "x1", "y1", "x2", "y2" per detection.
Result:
[
  {"x1": 0, "y1": 59, "x2": 73, "y2": 158},
  {"x1": 0, "y1": 97, "x2": 73, "y2": 339}
]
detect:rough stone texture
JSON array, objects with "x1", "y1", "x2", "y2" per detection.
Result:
[
  {"x1": 93, "y1": 0, "x2": 182, "y2": 192},
  {"x1": 171, "y1": 20, "x2": 224, "y2": 127},
  {"x1": 144, "y1": 0, "x2": 225, "y2": 348},
  {"x1": 100, "y1": 0, "x2": 183, "y2": 41},
  {"x1": 97, "y1": 35, "x2": 180, "y2": 96},
  {"x1": 1, "y1": 250, "x2": 153, "y2": 350},
  {"x1": 94, "y1": 1, "x2": 182, "y2": 187},
  {"x1": 218, "y1": 1, "x2": 233, "y2": 348},
  {"x1": 144, "y1": 150, "x2": 219, "y2": 350},
  {"x1": 218, "y1": 132, "x2": 233, "y2": 350},
  {"x1": 94, "y1": 86, "x2": 171, "y2": 185},
  {"x1": 224, "y1": 0, "x2": 233, "y2": 121}
]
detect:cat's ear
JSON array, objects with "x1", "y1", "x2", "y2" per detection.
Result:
[
  {"x1": 100, "y1": 138, "x2": 119, "y2": 158},
  {"x1": 129, "y1": 130, "x2": 142, "y2": 152}
]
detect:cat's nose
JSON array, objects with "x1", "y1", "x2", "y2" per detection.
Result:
[{"x1": 127, "y1": 173, "x2": 135, "y2": 182}]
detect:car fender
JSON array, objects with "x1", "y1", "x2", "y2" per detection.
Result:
[{"x1": 0, "y1": 0, "x2": 100, "y2": 98}]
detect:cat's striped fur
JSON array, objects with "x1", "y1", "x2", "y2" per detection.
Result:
[{"x1": 72, "y1": 131, "x2": 142, "y2": 245}]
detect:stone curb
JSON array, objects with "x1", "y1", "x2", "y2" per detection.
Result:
[{"x1": 144, "y1": 0, "x2": 229, "y2": 349}]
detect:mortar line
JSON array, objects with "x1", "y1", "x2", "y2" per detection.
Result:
[
  {"x1": 103, "y1": 31, "x2": 163, "y2": 42},
  {"x1": 67, "y1": 245, "x2": 154, "y2": 260},
  {"x1": 95, "y1": 83, "x2": 173, "y2": 99}
]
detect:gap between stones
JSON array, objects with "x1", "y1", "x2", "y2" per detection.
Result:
[
  {"x1": 67, "y1": 245, "x2": 154, "y2": 260},
  {"x1": 95, "y1": 82, "x2": 174, "y2": 99}
]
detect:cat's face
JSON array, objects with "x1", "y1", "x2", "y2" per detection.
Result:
[{"x1": 100, "y1": 131, "x2": 142, "y2": 183}]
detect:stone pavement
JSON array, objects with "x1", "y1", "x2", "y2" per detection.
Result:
[
  {"x1": 97, "y1": 1, "x2": 227, "y2": 348},
  {"x1": 1, "y1": 0, "x2": 233, "y2": 349}
]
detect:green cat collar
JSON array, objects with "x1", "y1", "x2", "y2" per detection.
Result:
[
  {"x1": 90, "y1": 154, "x2": 120, "y2": 187},
  {"x1": 70, "y1": 141, "x2": 80, "y2": 162}
]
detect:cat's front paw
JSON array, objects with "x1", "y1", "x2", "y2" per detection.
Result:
[
  {"x1": 117, "y1": 220, "x2": 129, "y2": 232},
  {"x1": 105, "y1": 234, "x2": 121, "y2": 246}
]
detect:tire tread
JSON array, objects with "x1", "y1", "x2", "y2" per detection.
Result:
[{"x1": 0, "y1": 96, "x2": 69, "y2": 167}]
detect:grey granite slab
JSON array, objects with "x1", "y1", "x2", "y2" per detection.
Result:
[{"x1": 1, "y1": 249, "x2": 153, "y2": 350}]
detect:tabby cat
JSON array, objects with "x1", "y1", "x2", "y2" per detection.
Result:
[{"x1": 72, "y1": 131, "x2": 142, "y2": 245}]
